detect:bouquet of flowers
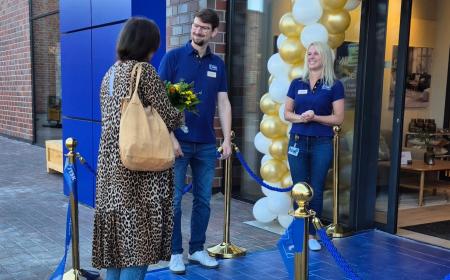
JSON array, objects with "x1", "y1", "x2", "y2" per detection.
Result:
[{"x1": 165, "y1": 81, "x2": 201, "y2": 133}]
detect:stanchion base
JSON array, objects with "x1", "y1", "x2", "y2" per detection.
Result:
[
  {"x1": 325, "y1": 223, "x2": 353, "y2": 238},
  {"x1": 207, "y1": 242, "x2": 247, "y2": 259}
]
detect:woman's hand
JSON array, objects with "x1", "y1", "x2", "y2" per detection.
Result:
[
  {"x1": 301, "y1": 110, "x2": 315, "y2": 122},
  {"x1": 170, "y1": 132, "x2": 184, "y2": 157}
]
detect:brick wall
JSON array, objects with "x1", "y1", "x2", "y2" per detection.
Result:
[
  {"x1": 166, "y1": 0, "x2": 228, "y2": 189},
  {"x1": 0, "y1": 0, "x2": 33, "y2": 141}
]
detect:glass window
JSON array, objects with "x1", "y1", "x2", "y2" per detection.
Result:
[{"x1": 32, "y1": 1, "x2": 61, "y2": 146}]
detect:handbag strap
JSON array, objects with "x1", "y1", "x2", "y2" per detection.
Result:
[
  {"x1": 127, "y1": 62, "x2": 143, "y2": 99},
  {"x1": 108, "y1": 66, "x2": 115, "y2": 96}
]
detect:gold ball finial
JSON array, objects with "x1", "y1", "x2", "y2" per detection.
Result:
[
  {"x1": 291, "y1": 182, "x2": 314, "y2": 204},
  {"x1": 333, "y1": 126, "x2": 341, "y2": 133},
  {"x1": 65, "y1": 137, "x2": 77, "y2": 152},
  {"x1": 291, "y1": 182, "x2": 314, "y2": 218}
]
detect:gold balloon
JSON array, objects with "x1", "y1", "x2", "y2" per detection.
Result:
[
  {"x1": 280, "y1": 172, "x2": 293, "y2": 188},
  {"x1": 269, "y1": 138, "x2": 288, "y2": 160},
  {"x1": 268, "y1": 75, "x2": 274, "y2": 86},
  {"x1": 320, "y1": 0, "x2": 347, "y2": 11},
  {"x1": 260, "y1": 116, "x2": 287, "y2": 138},
  {"x1": 328, "y1": 32, "x2": 345, "y2": 49},
  {"x1": 260, "y1": 159, "x2": 288, "y2": 183},
  {"x1": 289, "y1": 64, "x2": 304, "y2": 80},
  {"x1": 260, "y1": 94, "x2": 280, "y2": 116},
  {"x1": 320, "y1": 10, "x2": 351, "y2": 34},
  {"x1": 279, "y1": 13, "x2": 303, "y2": 38},
  {"x1": 279, "y1": 39, "x2": 305, "y2": 65}
]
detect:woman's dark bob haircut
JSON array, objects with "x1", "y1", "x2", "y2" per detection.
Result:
[{"x1": 116, "y1": 17, "x2": 160, "y2": 62}]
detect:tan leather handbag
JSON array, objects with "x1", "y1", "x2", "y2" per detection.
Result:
[{"x1": 119, "y1": 62, "x2": 174, "y2": 171}]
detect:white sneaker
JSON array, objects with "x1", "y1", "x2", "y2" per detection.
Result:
[
  {"x1": 169, "y1": 254, "x2": 185, "y2": 274},
  {"x1": 308, "y1": 239, "x2": 322, "y2": 251},
  {"x1": 188, "y1": 250, "x2": 219, "y2": 268}
]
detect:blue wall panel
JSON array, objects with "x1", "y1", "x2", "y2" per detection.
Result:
[
  {"x1": 132, "y1": 0, "x2": 166, "y2": 68},
  {"x1": 61, "y1": 0, "x2": 166, "y2": 208},
  {"x1": 91, "y1": 0, "x2": 131, "y2": 26},
  {"x1": 62, "y1": 118, "x2": 95, "y2": 207},
  {"x1": 61, "y1": 30, "x2": 93, "y2": 120},
  {"x1": 92, "y1": 23, "x2": 124, "y2": 121},
  {"x1": 60, "y1": 0, "x2": 91, "y2": 32}
]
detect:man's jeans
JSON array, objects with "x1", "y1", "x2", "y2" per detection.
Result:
[
  {"x1": 287, "y1": 135, "x2": 333, "y2": 235},
  {"x1": 172, "y1": 141, "x2": 217, "y2": 255}
]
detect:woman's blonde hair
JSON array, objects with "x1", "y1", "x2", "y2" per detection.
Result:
[{"x1": 301, "y1": 41, "x2": 336, "y2": 87}]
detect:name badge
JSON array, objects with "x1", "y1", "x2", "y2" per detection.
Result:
[
  {"x1": 297, "y1": 89, "x2": 308, "y2": 95},
  {"x1": 207, "y1": 71, "x2": 217, "y2": 78},
  {"x1": 322, "y1": 85, "x2": 331, "y2": 90},
  {"x1": 288, "y1": 146, "x2": 300, "y2": 156}
]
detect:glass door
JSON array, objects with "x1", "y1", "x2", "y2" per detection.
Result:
[{"x1": 374, "y1": 0, "x2": 413, "y2": 232}]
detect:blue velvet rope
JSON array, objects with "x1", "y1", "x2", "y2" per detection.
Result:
[
  {"x1": 77, "y1": 157, "x2": 96, "y2": 175},
  {"x1": 234, "y1": 150, "x2": 293, "y2": 192},
  {"x1": 317, "y1": 228, "x2": 361, "y2": 280}
]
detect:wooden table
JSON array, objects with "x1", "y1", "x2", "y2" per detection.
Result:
[{"x1": 399, "y1": 160, "x2": 450, "y2": 206}]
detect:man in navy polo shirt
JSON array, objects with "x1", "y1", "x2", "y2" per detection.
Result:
[{"x1": 158, "y1": 8, "x2": 232, "y2": 274}]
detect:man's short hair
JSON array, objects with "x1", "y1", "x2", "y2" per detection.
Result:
[{"x1": 194, "y1": 8, "x2": 220, "y2": 30}]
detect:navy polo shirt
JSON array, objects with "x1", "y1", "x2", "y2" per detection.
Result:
[
  {"x1": 287, "y1": 79, "x2": 344, "y2": 137},
  {"x1": 158, "y1": 42, "x2": 227, "y2": 143}
]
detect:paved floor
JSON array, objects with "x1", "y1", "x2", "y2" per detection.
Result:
[{"x1": 0, "y1": 136, "x2": 279, "y2": 280}]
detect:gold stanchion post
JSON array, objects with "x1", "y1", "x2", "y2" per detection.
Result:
[
  {"x1": 65, "y1": 138, "x2": 81, "y2": 280},
  {"x1": 207, "y1": 132, "x2": 246, "y2": 258},
  {"x1": 326, "y1": 126, "x2": 351, "y2": 238},
  {"x1": 290, "y1": 182, "x2": 315, "y2": 280}
]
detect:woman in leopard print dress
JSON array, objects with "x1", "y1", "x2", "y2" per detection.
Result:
[{"x1": 92, "y1": 18, "x2": 182, "y2": 279}]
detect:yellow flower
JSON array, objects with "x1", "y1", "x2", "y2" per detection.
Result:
[
  {"x1": 186, "y1": 100, "x2": 191, "y2": 105},
  {"x1": 174, "y1": 84, "x2": 180, "y2": 91}
]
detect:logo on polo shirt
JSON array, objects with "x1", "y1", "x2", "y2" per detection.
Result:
[{"x1": 209, "y1": 64, "x2": 218, "y2": 71}]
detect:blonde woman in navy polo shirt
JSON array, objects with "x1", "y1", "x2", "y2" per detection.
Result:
[
  {"x1": 284, "y1": 41, "x2": 345, "y2": 251},
  {"x1": 158, "y1": 9, "x2": 232, "y2": 274}
]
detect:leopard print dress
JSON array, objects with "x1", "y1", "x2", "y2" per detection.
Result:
[{"x1": 92, "y1": 60, "x2": 182, "y2": 269}]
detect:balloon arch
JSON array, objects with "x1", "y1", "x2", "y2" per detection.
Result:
[{"x1": 252, "y1": 0, "x2": 361, "y2": 228}]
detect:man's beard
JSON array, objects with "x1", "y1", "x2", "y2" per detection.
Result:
[{"x1": 192, "y1": 37, "x2": 205, "y2": 47}]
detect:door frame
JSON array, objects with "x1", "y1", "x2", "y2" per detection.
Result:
[{"x1": 350, "y1": 0, "x2": 412, "y2": 233}]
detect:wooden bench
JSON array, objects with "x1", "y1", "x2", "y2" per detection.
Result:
[{"x1": 45, "y1": 139, "x2": 63, "y2": 173}]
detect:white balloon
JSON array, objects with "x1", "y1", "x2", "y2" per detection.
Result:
[
  {"x1": 300, "y1": 23, "x2": 328, "y2": 48},
  {"x1": 267, "y1": 192, "x2": 292, "y2": 214},
  {"x1": 254, "y1": 132, "x2": 271, "y2": 155},
  {"x1": 292, "y1": 0, "x2": 323, "y2": 25},
  {"x1": 261, "y1": 155, "x2": 273, "y2": 167},
  {"x1": 269, "y1": 77, "x2": 291, "y2": 103},
  {"x1": 344, "y1": 0, "x2": 361, "y2": 11},
  {"x1": 261, "y1": 180, "x2": 281, "y2": 197},
  {"x1": 278, "y1": 103, "x2": 289, "y2": 124},
  {"x1": 277, "y1": 33, "x2": 287, "y2": 49},
  {"x1": 278, "y1": 214, "x2": 294, "y2": 228},
  {"x1": 253, "y1": 197, "x2": 277, "y2": 223},
  {"x1": 267, "y1": 53, "x2": 291, "y2": 78}
]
